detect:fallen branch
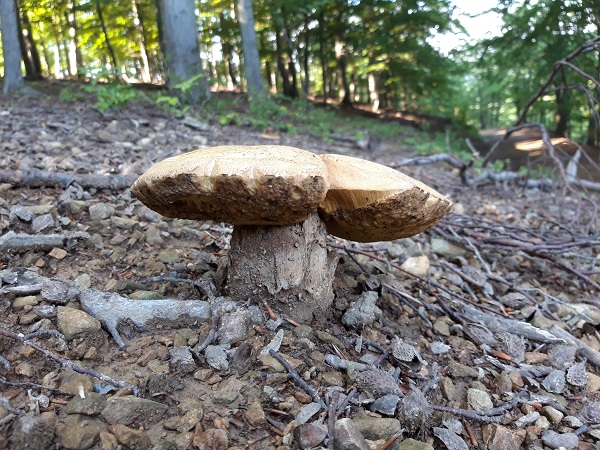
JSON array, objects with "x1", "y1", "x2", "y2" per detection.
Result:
[
  {"x1": 0, "y1": 328, "x2": 138, "y2": 395},
  {"x1": 0, "y1": 231, "x2": 90, "y2": 252},
  {"x1": 549, "y1": 325, "x2": 600, "y2": 368},
  {"x1": 269, "y1": 349, "x2": 324, "y2": 408},
  {"x1": 0, "y1": 168, "x2": 137, "y2": 190}
]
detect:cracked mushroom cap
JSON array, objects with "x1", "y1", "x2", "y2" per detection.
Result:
[
  {"x1": 131, "y1": 145, "x2": 330, "y2": 226},
  {"x1": 318, "y1": 154, "x2": 452, "y2": 242}
]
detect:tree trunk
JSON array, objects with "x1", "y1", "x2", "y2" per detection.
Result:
[
  {"x1": 301, "y1": 15, "x2": 310, "y2": 96},
  {"x1": 274, "y1": 28, "x2": 297, "y2": 98},
  {"x1": 318, "y1": 10, "x2": 328, "y2": 103},
  {"x1": 131, "y1": 0, "x2": 151, "y2": 82},
  {"x1": 237, "y1": 0, "x2": 265, "y2": 96},
  {"x1": 334, "y1": 38, "x2": 351, "y2": 106},
  {"x1": 0, "y1": 0, "x2": 25, "y2": 93},
  {"x1": 159, "y1": 0, "x2": 209, "y2": 105},
  {"x1": 95, "y1": 0, "x2": 118, "y2": 73},
  {"x1": 226, "y1": 212, "x2": 338, "y2": 323},
  {"x1": 65, "y1": 1, "x2": 82, "y2": 78},
  {"x1": 368, "y1": 72, "x2": 379, "y2": 112},
  {"x1": 19, "y1": 2, "x2": 43, "y2": 79},
  {"x1": 554, "y1": 89, "x2": 570, "y2": 137},
  {"x1": 15, "y1": 0, "x2": 36, "y2": 80}
]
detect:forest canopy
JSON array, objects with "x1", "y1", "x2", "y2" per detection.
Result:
[{"x1": 0, "y1": 0, "x2": 599, "y2": 143}]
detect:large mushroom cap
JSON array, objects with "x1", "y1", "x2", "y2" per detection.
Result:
[
  {"x1": 131, "y1": 145, "x2": 330, "y2": 226},
  {"x1": 318, "y1": 154, "x2": 452, "y2": 242}
]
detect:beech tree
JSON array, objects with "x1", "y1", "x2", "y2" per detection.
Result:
[
  {"x1": 0, "y1": 0, "x2": 25, "y2": 93},
  {"x1": 237, "y1": 0, "x2": 265, "y2": 95}
]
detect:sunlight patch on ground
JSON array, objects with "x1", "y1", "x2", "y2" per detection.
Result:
[{"x1": 514, "y1": 137, "x2": 571, "y2": 152}]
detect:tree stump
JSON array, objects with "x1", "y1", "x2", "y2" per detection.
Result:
[{"x1": 226, "y1": 212, "x2": 338, "y2": 322}]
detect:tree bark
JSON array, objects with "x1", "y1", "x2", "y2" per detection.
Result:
[
  {"x1": 301, "y1": 14, "x2": 310, "y2": 96},
  {"x1": 158, "y1": 0, "x2": 209, "y2": 105},
  {"x1": 95, "y1": 0, "x2": 118, "y2": 73},
  {"x1": 335, "y1": 38, "x2": 351, "y2": 106},
  {"x1": 318, "y1": 10, "x2": 328, "y2": 102},
  {"x1": 18, "y1": 1, "x2": 43, "y2": 79},
  {"x1": 237, "y1": 0, "x2": 265, "y2": 96},
  {"x1": 368, "y1": 72, "x2": 379, "y2": 112},
  {"x1": 131, "y1": 0, "x2": 151, "y2": 82},
  {"x1": 227, "y1": 212, "x2": 338, "y2": 323},
  {"x1": 0, "y1": 0, "x2": 25, "y2": 93},
  {"x1": 65, "y1": 0, "x2": 82, "y2": 78}
]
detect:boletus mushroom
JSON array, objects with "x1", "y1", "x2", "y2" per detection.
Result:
[{"x1": 131, "y1": 145, "x2": 452, "y2": 322}]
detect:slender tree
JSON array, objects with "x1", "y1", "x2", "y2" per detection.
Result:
[
  {"x1": 237, "y1": 0, "x2": 265, "y2": 95},
  {"x1": 0, "y1": 0, "x2": 25, "y2": 93}
]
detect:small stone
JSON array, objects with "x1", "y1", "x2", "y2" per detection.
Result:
[
  {"x1": 212, "y1": 377, "x2": 244, "y2": 404},
  {"x1": 111, "y1": 216, "x2": 137, "y2": 229},
  {"x1": 370, "y1": 394, "x2": 400, "y2": 416},
  {"x1": 64, "y1": 392, "x2": 107, "y2": 415},
  {"x1": 448, "y1": 359, "x2": 480, "y2": 378},
  {"x1": 113, "y1": 424, "x2": 152, "y2": 449},
  {"x1": 482, "y1": 424, "x2": 526, "y2": 450},
  {"x1": 10, "y1": 205, "x2": 34, "y2": 222},
  {"x1": 342, "y1": 291, "x2": 382, "y2": 328},
  {"x1": 295, "y1": 422, "x2": 327, "y2": 449},
  {"x1": 314, "y1": 330, "x2": 345, "y2": 349},
  {"x1": 245, "y1": 400, "x2": 267, "y2": 428},
  {"x1": 541, "y1": 406, "x2": 564, "y2": 424},
  {"x1": 514, "y1": 411, "x2": 540, "y2": 428},
  {"x1": 218, "y1": 310, "x2": 251, "y2": 344},
  {"x1": 430, "y1": 238, "x2": 466, "y2": 258},
  {"x1": 353, "y1": 417, "x2": 401, "y2": 441},
  {"x1": 495, "y1": 371, "x2": 513, "y2": 393},
  {"x1": 440, "y1": 377, "x2": 457, "y2": 401},
  {"x1": 75, "y1": 273, "x2": 92, "y2": 290},
  {"x1": 157, "y1": 249, "x2": 180, "y2": 264},
  {"x1": 99, "y1": 431, "x2": 119, "y2": 450},
  {"x1": 399, "y1": 255, "x2": 430, "y2": 277},
  {"x1": 32, "y1": 214, "x2": 55, "y2": 233},
  {"x1": 566, "y1": 360, "x2": 587, "y2": 386},
  {"x1": 42, "y1": 278, "x2": 80, "y2": 304},
  {"x1": 59, "y1": 371, "x2": 94, "y2": 395},
  {"x1": 541, "y1": 370, "x2": 566, "y2": 394},
  {"x1": 58, "y1": 414, "x2": 104, "y2": 450},
  {"x1": 57, "y1": 306, "x2": 101, "y2": 340},
  {"x1": 397, "y1": 438, "x2": 434, "y2": 450},
  {"x1": 89, "y1": 203, "x2": 115, "y2": 220},
  {"x1": 334, "y1": 418, "x2": 370, "y2": 450},
  {"x1": 524, "y1": 352, "x2": 547, "y2": 364},
  {"x1": 204, "y1": 345, "x2": 229, "y2": 371},
  {"x1": 101, "y1": 396, "x2": 168, "y2": 428},
  {"x1": 12, "y1": 295, "x2": 39, "y2": 309},
  {"x1": 534, "y1": 415, "x2": 550, "y2": 430},
  {"x1": 192, "y1": 429, "x2": 228, "y2": 450},
  {"x1": 467, "y1": 388, "x2": 494, "y2": 411},
  {"x1": 145, "y1": 225, "x2": 163, "y2": 244},
  {"x1": 433, "y1": 317, "x2": 451, "y2": 337},
  {"x1": 322, "y1": 371, "x2": 344, "y2": 386},
  {"x1": 586, "y1": 372, "x2": 600, "y2": 392},
  {"x1": 296, "y1": 402, "x2": 322, "y2": 425},
  {"x1": 48, "y1": 247, "x2": 68, "y2": 259},
  {"x1": 432, "y1": 427, "x2": 469, "y2": 450},
  {"x1": 541, "y1": 430, "x2": 579, "y2": 449},
  {"x1": 258, "y1": 353, "x2": 304, "y2": 373},
  {"x1": 169, "y1": 346, "x2": 197, "y2": 373}
]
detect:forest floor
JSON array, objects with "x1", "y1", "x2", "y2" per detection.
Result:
[{"x1": 1, "y1": 89, "x2": 600, "y2": 450}]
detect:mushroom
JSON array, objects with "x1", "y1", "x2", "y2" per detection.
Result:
[{"x1": 131, "y1": 145, "x2": 452, "y2": 322}]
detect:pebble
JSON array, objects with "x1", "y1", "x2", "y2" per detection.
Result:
[
  {"x1": 111, "y1": 216, "x2": 137, "y2": 229},
  {"x1": 296, "y1": 402, "x2": 322, "y2": 425},
  {"x1": 334, "y1": 418, "x2": 370, "y2": 450},
  {"x1": 448, "y1": 359, "x2": 480, "y2": 378},
  {"x1": 32, "y1": 213, "x2": 55, "y2": 232},
  {"x1": 218, "y1": 310, "x2": 251, "y2": 344},
  {"x1": 64, "y1": 392, "x2": 107, "y2": 415},
  {"x1": 541, "y1": 406, "x2": 564, "y2": 424},
  {"x1": 541, "y1": 370, "x2": 566, "y2": 394},
  {"x1": 169, "y1": 346, "x2": 197, "y2": 373},
  {"x1": 322, "y1": 371, "x2": 344, "y2": 386},
  {"x1": 514, "y1": 411, "x2": 540, "y2": 428},
  {"x1": 204, "y1": 345, "x2": 229, "y2": 371},
  {"x1": 12, "y1": 295, "x2": 39, "y2": 309},
  {"x1": 75, "y1": 273, "x2": 92, "y2": 290},
  {"x1": 295, "y1": 422, "x2": 327, "y2": 449},
  {"x1": 157, "y1": 249, "x2": 180, "y2": 264},
  {"x1": 193, "y1": 429, "x2": 229, "y2": 450},
  {"x1": 145, "y1": 225, "x2": 163, "y2": 244},
  {"x1": 541, "y1": 430, "x2": 579, "y2": 449},
  {"x1": 101, "y1": 396, "x2": 168, "y2": 428},
  {"x1": 353, "y1": 417, "x2": 401, "y2": 441},
  {"x1": 9, "y1": 415, "x2": 55, "y2": 450},
  {"x1": 89, "y1": 203, "x2": 115, "y2": 220},
  {"x1": 57, "y1": 306, "x2": 101, "y2": 340},
  {"x1": 113, "y1": 424, "x2": 151, "y2": 449},
  {"x1": 42, "y1": 278, "x2": 80, "y2": 304},
  {"x1": 432, "y1": 317, "x2": 451, "y2": 337},
  {"x1": 10, "y1": 205, "x2": 34, "y2": 222},
  {"x1": 397, "y1": 438, "x2": 434, "y2": 450},
  {"x1": 433, "y1": 427, "x2": 469, "y2": 450},
  {"x1": 430, "y1": 238, "x2": 466, "y2": 258},
  {"x1": 212, "y1": 377, "x2": 244, "y2": 404},
  {"x1": 482, "y1": 424, "x2": 526, "y2": 450},
  {"x1": 341, "y1": 291, "x2": 382, "y2": 328},
  {"x1": 399, "y1": 255, "x2": 430, "y2": 277},
  {"x1": 467, "y1": 388, "x2": 493, "y2": 411},
  {"x1": 370, "y1": 394, "x2": 400, "y2": 416},
  {"x1": 245, "y1": 400, "x2": 267, "y2": 428}
]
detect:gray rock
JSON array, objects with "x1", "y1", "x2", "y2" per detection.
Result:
[
  {"x1": 448, "y1": 359, "x2": 480, "y2": 378},
  {"x1": 399, "y1": 255, "x2": 430, "y2": 277},
  {"x1": 513, "y1": 411, "x2": 540, "y2": 428},
  {"x1": 296, "y1": 402, "x2": 322, "y2": 426},
  {"x1": 541, "y1": 406, "x2": 564, "y2": 424},
  {"x1": 541, "y1": 430, "x2": 579, "y2": 449},
  {"x1": 245, "y1": 400, "x2": 266, "y2": 428},
  {"x1": 111, "y1": 216, "x2": 137, "y2": 230},
  {"x1": 433, "y1": 427, "x2": 469, "y2": 450},
  {"x1": 353, "y1": 417, "x2": 401, "y2": 441},
  {"x1": 218, "y1": 309, "x2": 251, "y2": 344},
  {"x1": 295, "y1": 422, "x2": 327, "y2": 449},
  {"x1": 42, "y1": 278, "x2": 80, "y2": 304},
  {"x1": 430, "y1": 237, "x2": 466, "y2": 258},
  {"x1": 64, "y1": 392, "x2": 107, "y2": 415},
  {"x1": 157, "y1": 249, "x2": 180, "y2": 264},
  {"x1": 211, "y1": 377, "x2": 244, "y2": 404},
  {"x1": 566, "y1": 360, "x2": 587, "y2": 386},
  {"x1": 10, "y1": 205, "x2": 34, "y2": 222},
  {"x1": 204, "y1": 345, "x2": 229, "y2": 371},
  {"x1": 113, "y1": 424, "x2": 152, "y2": 449},
  {"x1": 467, "y1": 388, "x2": 493, "y2": 411},
  {"x1": 101, "y1": 396, "x2": 168, "y2": 428},
  {"x1": 369, "y1": 394, "x2": 400, "y2": 416},
  {"x1": 334, "y1": 418, "x2": 370, "y2": 450},
  {"x1": 57, "y1": 306, "x2": 101, "y2": 340},
  {"x1": 541, "y1": 370, "x2": 566, "y2": 394},
  {"x1": 579, "y1": 400, "x2": 600, "y2": 424},
  {"x1": 9, "y1": 415, "x2": 55, "y2": 450},
  {"x1": 342, "y1": 291, "x2": 382, "y2": 328},
  {"x1": 32, "y1": 213, "x2": 55, "y2": 233},
  {"x1": 169, "y1": 346, "x2": 197, "y2": 373},
  {"x1": 145, "y1": 225, "x2": 163, "y2": 244},
  {"x1": 177, "y1": 407, "x2": 204, "y2": 432},
  {"x1": 89, "y1": 203, "x2": 115, "y2": 220},
  {"x1": 58, "y1": 414, "x2": 103, "y2": 450}
]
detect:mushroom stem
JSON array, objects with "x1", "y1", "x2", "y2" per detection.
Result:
[{"x1": 226, "y1": 211, "x2": 338, "y2": 322}]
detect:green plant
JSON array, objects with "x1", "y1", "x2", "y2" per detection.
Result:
[
  {"x1": 156, "y1": 95, "x2": 190, "y2": 118},
  {"x1": 58, "y1": 86, "x2": 86, "y2": 102},
  {"x1": 79, "y1": 67, "x2": 138, "y2": 112}
]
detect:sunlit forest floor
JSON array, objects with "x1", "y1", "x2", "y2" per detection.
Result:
[{"x1": 1, "y1": 84, "x2": 599, "y2": 449}]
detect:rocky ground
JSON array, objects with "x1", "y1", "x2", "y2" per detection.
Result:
[{"x1": 0, "y1": 92, "x2": 600, "y2": 450}]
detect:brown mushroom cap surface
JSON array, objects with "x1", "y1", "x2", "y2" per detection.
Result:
[
  {"x1": 318, "y1": 154, "x2": 452, "y2": 242},
  {"x1": 131, "y1": 145, "x2": 330, "y2": 226}
]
